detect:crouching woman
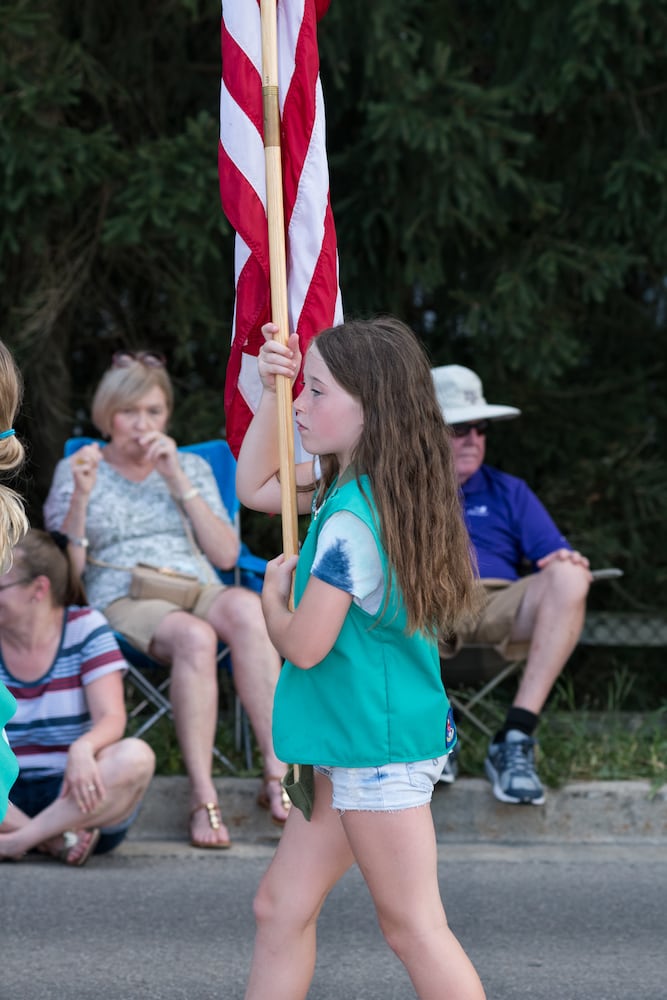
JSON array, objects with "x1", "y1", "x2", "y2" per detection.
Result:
[{"x1": 0, "y1": 529, "x2": 155, "y2": 865}]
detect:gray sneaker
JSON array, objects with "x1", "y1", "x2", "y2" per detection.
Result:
[{"x1": 484, "y1": 729, "x2": 545, "y2": 805}]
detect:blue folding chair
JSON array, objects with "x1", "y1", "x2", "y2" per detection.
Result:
[{"x1": 63, "y1": 437, "x2": 266, "y2": 773}]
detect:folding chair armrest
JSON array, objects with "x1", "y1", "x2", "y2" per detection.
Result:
[
  {"x1": 238, "y1": 546, "x2": 267, "y2": 575},
  {"x1": 237, "y1": 545, "x2": 266, "y2": 595},
  {"x1": 591, "y1": 567, "x2": 624, "y2": 581},
  {"x1": 215, "y1": 547, "x2": 266, "y2": 593}
]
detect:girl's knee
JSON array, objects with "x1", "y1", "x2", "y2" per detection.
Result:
[
  {"x1": 252, "y1": 874, "x2": 317, "y2": 936},
  {"x1": 379, "y1": 912, "x2": 449, "y2": 966},
  {"x1": 378, "y1": 918, "x2": 412, "y2": 963},
  {"x1": 252, "y1": 878, "x2": 281, "y2": 928}
]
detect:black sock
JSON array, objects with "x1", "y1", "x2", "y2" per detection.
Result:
[{"x1": 493, "y1": 707, "x2": 539, "y2": 744}]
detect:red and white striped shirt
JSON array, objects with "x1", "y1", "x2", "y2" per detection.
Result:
[{"x1": 1, "y1": 607, "x2": 126, "y2": 779}]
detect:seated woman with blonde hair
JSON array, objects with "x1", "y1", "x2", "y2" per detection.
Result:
[
  {"x1": 44, "y1": 350, "x2": 289, "y2": 847},
  {"x1": 0, "y1": 529, "x2": 155, "y2": 865},
  {"x1": 0, "y1": 339, "x2": 30, "y2": 822}
]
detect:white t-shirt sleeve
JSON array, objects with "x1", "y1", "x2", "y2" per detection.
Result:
[{"x1": 311, "y1": 511, "x2": 384, "y2": 615}]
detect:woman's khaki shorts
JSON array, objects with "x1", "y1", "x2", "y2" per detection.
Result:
[
  {"x1": 441, "y1": 576, "x2": 533, "y2": 661},
  {"x1": 103, "y1": 583, "x2": 227, "y2": 655}
]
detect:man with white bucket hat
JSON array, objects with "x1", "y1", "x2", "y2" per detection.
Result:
[{"x1": 432, "y1": 365, "x2": 592, "y2": 805}]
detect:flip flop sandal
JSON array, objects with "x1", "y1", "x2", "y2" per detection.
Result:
[
  {"x1": 189, "y1": 802, "x2": 231, "y2": 849},
  {"x1": 58, "y1": 828, "x2": 101, "y2": 867},
  {"x1": 257, "y1": 775, "x2": 292, "y2": 826}
]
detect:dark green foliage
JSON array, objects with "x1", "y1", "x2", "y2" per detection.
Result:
[
  {"x1": 1, "y1": 0, "x2": 665, "y2": 634},
  {"x1": 1, "y1": 0, "x2": 232, "y2": 505},
  {"x1": 318, "y1": 0, "x2": 667, "y2": 612}
]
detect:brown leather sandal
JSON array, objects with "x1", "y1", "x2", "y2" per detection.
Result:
[
  {"x1": 257, "y1": 776, "x2": 291, "y2": 826},
  {"x1": 189, "y1": 802, "x2": 231, "y2": 849}
]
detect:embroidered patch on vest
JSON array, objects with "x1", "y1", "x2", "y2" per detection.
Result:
[{"x1": 445, "y1": 707, "x2": 457, "y2": 749}]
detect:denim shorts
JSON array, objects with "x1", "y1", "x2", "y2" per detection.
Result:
[{"x1": 314, "y1": 755, "x2": 448, "y2": 812}]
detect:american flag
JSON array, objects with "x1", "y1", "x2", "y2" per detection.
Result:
[{"x1": 219, "y1": 0, "x2": 343, "y2": 458}]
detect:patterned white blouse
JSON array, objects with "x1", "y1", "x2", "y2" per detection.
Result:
[{"x1": 43, "y1": 453, "x2": 231, "y2": 612}]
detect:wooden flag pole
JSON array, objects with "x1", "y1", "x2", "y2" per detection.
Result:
[{"x1": 261, "y1": 0, "x2": 299, "y2": 559}]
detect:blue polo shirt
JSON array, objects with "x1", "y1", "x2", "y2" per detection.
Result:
[{"x1": 462, "y1": 465, "x2": 571, "y2": 580}]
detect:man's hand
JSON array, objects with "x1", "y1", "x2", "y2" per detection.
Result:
[{"x1": 537, "y1": 548, "x2": 592, "y2": 579}]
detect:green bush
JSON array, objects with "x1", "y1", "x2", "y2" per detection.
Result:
[{"x1": 2, "y1": 0, "x2": 665, "y2": 707}]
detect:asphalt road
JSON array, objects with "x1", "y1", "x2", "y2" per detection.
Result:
[{"x1": 3, "y1": 841, "x2": 665, "y2": 1000}]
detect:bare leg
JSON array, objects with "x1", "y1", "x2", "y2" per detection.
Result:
[
  {"x1": 245, "y1": 771, "x2": 354, "y2": 1000},
  {"x1": 0, "y1": 738, "x2": 154, "y2": 859},
  {"x1": 0, "y1": 800, "x2": 30, "y2": 833},
  {"x1": 342, "y1": 806, "x2": 486, "y2": 1000},
  {"x1": 509, "y1": 561, "x2": 590, "y2": 714},
  {"x1": 0, "y1": 801, "x2": 91, "y2": 860},
  {"x1": 150, "y1": 612, "x2": 230, "y2": 846},
  {"x1": 207, "y1": 588, "x2": 288, "y2": 819}
]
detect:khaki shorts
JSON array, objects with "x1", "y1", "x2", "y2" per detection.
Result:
[
  {"x1": 103, "y1": 583, "x2": 227, "y2": 656},
  {"x1": 442, "y1": 576, "x2": 533, "y2": 661}
]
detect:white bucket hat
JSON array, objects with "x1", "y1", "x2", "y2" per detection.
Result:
[{"x1": 431, "y1": 365, "x2": 521, "y2": 425}]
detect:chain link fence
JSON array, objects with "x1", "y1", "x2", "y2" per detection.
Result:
[{"x1": 580, "y1": 612, "x2": 667, "y2": 648}]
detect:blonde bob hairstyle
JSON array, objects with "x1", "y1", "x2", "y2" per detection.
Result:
[{"x1": 91, "y1": 359, "x2": 174, "y2": 437}]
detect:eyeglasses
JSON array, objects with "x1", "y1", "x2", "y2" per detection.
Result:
[
  {"x1": 0, "y1": 577, "x2": 33, "y2": 592},
  {"x1": 450, "y1": 420, "x2": 490, "y2": 438},
  {"x1": 112, "y1": 351, "x2": 166, "y2": 369}
]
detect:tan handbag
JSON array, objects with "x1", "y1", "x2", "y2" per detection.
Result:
[
  {"x1": 129, "y1": 563, "x2": 202, "y2": 609},
  {"x1": 87, "y1": 494, "x2": 214, "y2": 610}
]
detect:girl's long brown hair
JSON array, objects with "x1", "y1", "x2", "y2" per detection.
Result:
[{"x1": 313, "y1": 317, "x2": 479, "y2": 635}]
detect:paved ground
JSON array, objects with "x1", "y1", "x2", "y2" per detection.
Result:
[
  {"x1": 3, "y1": 840, "x2": 666, "y2": 1000},
  {"x1": 3, "y1": 777, "x2": 666, "y2": 999}
]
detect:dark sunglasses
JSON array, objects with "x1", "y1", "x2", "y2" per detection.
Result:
[
  {"x1": 451, "y1": 420, "x2": 490, "y2": 438},
  {"x1": 112, "y1": 351, "x2": 166, "y2": 369}
]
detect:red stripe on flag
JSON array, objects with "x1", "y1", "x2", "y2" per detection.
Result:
[
  {"x1": 217, "y1": 143, "x2": 269, "y2": 280},
  {"x1": 219, "y1": 0, "x2": 343, "y2": 458},
  {"x1": 220, "y1": 21, "x2": 263, "y2": 136}
]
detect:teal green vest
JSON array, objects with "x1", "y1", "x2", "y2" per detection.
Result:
[
  {"x1": 0, "y1": 683, "x2": 18, "y2": 821},
  {"x1": 273, "y1": 474, "x2": 456, "y2": 767}
]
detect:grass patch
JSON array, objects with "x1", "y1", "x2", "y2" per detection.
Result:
[
  {"x1": 454, "y1": 669, "x2": 667, "y2": 789},
  {"x1": 127, "y1": 666, "x2": 666, "y2": 789},
  {"x1": 124, "y1": 668, "x2": 261, "y2": 778},
  {"x1": 127, "y1": 713, "x2": 260, "y2": 777}
]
